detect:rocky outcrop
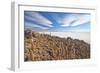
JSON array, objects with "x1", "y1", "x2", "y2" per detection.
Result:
[{"x1": 24, "y1": 30, "x2": 90, "y2": 61}]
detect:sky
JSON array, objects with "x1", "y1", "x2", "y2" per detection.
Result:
[{"x1": 24, "y1": 11, "x2": 90, "y2": 32}]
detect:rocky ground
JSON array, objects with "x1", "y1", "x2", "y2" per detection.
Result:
[{"x1": 24, "y1": 30, "x2": 90, "y2": 61}]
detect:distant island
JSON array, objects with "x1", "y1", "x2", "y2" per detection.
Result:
[{"x1": 24, "y1": 30, "x2": 90, "y2": 61}]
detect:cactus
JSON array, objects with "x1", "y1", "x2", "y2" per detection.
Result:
[{"x1": 24, "y1": 30, "x2": 90, "y2": 61}]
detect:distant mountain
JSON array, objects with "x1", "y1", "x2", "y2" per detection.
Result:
[{"x1": 24, "y1": 30, "x2": 90, "y2": 61}]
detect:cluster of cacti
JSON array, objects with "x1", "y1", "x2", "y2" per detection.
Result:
[{"x1": 24, "y1": 30, "x2": 90, "y2": 61}]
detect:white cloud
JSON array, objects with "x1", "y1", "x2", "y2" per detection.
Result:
[
  {"x1": 71, "y1": 15, "x2": 90, "y2": 26},
  {"x1": 62, "y1": 14, "x2": 78, "y2": 27},
  {"x1": 61, "y1": 14, "x2": 90, "y2": 27},
  {"x1": 25, "y1": 12, "x2": 53, "y2": 27},
  {"x1": 25, "y1": 21, "x2": 49, "y2": 30}
]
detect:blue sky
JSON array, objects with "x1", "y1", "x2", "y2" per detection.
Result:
[{"x1": 24, "y1": 11, "x2": 90, "y2": 32}]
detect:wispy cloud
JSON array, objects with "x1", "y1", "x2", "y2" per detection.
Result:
[
  {"x1": 25, "y1": 11, "x2": 53, "y2": 27},
  {"x1": 71, "y1": 15, "x2": 90, "y2": 26},
  {"x1": 61, "y1": 14, "x2": 90, "y2": 27},
  {"x1": 25, "y1": 21, "x2": 49, "y2": 30},
  {"x1": 24, "y1": 11, "x2": 90, "y2": 32}
]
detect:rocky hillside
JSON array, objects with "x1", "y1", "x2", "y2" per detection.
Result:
[{"x1": 24, "y1": 30, "x2": 90, "y2": 61}]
